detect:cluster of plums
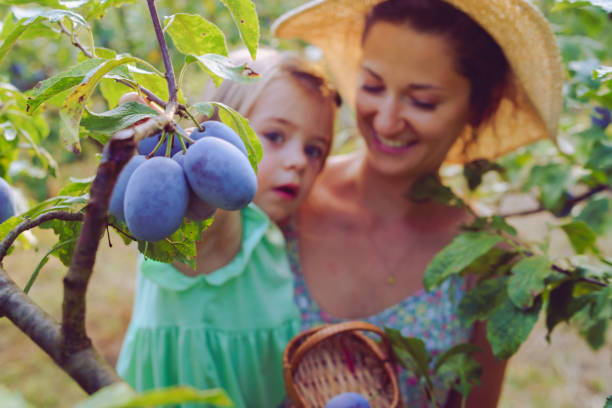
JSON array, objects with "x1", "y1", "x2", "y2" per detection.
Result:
[
  {"x1": 325, "y1": 392, "x2": 371, "y2": 408},
  {"x1": 0, "y1": 177, "x2": 16, "y2": 224},
  {"x1": 109, "y1": 120, "x2": 257, "y2": 242}
]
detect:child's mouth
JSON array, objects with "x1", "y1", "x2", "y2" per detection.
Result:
[{"x1": 273, "y1": 184, "x2": 299, "y2": 199}]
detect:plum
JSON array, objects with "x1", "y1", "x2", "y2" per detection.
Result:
[
  {"x1": 184, "y1": 137, "x2": 256, "y2": 211},
  {"x1": 190, "y1": 120, "x2": 248, "y2": 158},
  {"x1": 325, "y1": 392, "x2": 371, "y2": 408},
  {"x1": 109, "y1": 155, "x2": 146, "y2": 222},
  {"x1": 172, "y1": 151, "x2": 217, "y2": 221},
  {"x1": 0, "y1": 177, "x2": 16, "y2": 223},
  {"x1": 137, "y1": 131, "x2": 182, "y2": 157},
  {"x1": 124, "y1": 157, "x2": 189, "y2": 241}
]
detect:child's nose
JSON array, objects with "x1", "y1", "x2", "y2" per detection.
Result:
[{"x1": 284, "y1": 141, "x2": 307, "y2": 172}]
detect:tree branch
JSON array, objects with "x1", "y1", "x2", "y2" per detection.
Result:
[
  {"x1": 60, "y1": 136, "x2": 135, "y2": 361},
  {"x1": 0, "y1": 211, "x2": 84, "y2": 264},
  {"x1": 551, "y1": 264, "x2": 607, "y2": 288},
  {"x1": 147, "y1": 0, "x2": 178, "y2": 104},
  {"x1": 0, "y1": 266, "x2": 122, "y2": 393},
  {"x1": 500, "y1": 184, "x2": 610, "y2": 218}
]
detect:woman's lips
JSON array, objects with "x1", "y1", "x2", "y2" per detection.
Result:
[
  {"x1": 273, "y1": 184, "x2": 299, "y2": 199},
  {"x1": 372, "y1": 130, "x2": 417, "y2": 154}
]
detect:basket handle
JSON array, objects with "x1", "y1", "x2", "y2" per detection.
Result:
[{"x1": 289, "y1": 320, "x2": 395, "y2": 374}]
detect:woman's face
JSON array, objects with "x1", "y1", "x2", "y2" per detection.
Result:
[{"x1": 356, "y1": 21, "x2": 472, "y2": 177}]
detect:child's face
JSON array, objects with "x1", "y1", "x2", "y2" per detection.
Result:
[{"x1": 249, "y1": 78, "x2": 335, "y2": 225}]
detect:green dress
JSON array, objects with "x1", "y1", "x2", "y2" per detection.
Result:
[{"x1": 116, "y1": 204, "x2": 301, "y2": 408}]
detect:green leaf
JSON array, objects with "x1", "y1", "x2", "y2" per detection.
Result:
[
  {"x1": 81, "y1": 102, "x2": 158, "y2": 135},
  {"x1": 433, "y1": 342, "x2": 481, "y2": 372},
  {"x1": 409, "y1": 174, "x2": 465, "y2": 207},
  {"x1": 460, "y1": 247, "x2": 516, "y2": 278},
  {"x1": 219, "y1": 0, "x2": 259, "y2": 59},
  {"x1": 605, "y1": 395, "x2": 612, "y2": 408},
  {"x1": 61, "y1": 55, "x2": 139, "y2": 152},
  {"x1": 212, "y1": 102, "x2": 262, "y2": 171},
  {"x1": 561, "y1": 220, "x2": 598, "y2": 254},
  {"x1": 524, "y1": 163, "x2": 572, "y2": 211},
  {"x1": 490, "y1": 215, "x2": 518, "y2": 236},
  {"x1": 458, "y1": 277, "x2": 509, "y2": 327},
  {"x1": 508, "y1": 256, "x2": 553, "y2": 309},
  {"x1": 436, "y1": 351, "x2": 482, "y2": 399},
  {"x1": 137, "y1": 219, "x2": 213, "y2": 269},
  {"x1": 583, "y1": 318, "x2": 608, "y2": 350},
  {"x1": 77, "y1": 382, "x2": 232, "y2": 408},
  {"x1": 487, "y1": 297, "x2": 542, "y2": 359},
  {"x1": 41, "y1": 218, "x2": 82, "y2": 266},
  {"x1": 165, "y1": 14, "x2": 228, "y2": 57},
  {"x1": 594, "y1": 66, "x2": 612, "y2": 81},
  {"x1": 99, "y1": 78, "x2": 133, "y2": 110},
  {"x1": 423, "y1": 232, "x2": 504, "y2": 291},
  {"x1": 552, "y1": 0, "x2": 612, "y2": 12},
  {"x1": 546, "y1": 280, "x2": 577, "y2": 340},
  {"x1": 85, "y1": 0, "x2": 138, "y2": 20},
  {"x1": 192, "y1": 102, "x2": 215, "y2": 118},
  {"x1": 189, "y1": 53, "x2": 260, "y2": 87},
  {"x1": 576, "y1": 197, "x2": 612, "y2": 235},
  {"x1": 384, "y1": 328, "x2": 432, "y2": 388},
  {"x1": 586, "y1": 141, "x2": 612, "y2": 172},
  {"x1": 0, "y1": 7, "x2": 88, "y2": 63},
  {"x1": 26, "y1": 58, "x2": 106, "y2": 113}
]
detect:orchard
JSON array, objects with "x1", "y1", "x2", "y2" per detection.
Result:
[{"x1": 0, "y1": 0, "x2": 611, "y2": 407}]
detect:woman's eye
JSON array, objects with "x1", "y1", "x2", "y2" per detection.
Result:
[
  {"x1": 411, "y1": 98, "x2": 437, "y2": 111},
  {"x1": 304, "y1": 145, "x2": 324, "y2": 159},
  {"x1": 263, "y1": 131, "x2": 284, "y2": 144}
]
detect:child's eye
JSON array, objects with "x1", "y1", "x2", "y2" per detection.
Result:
[
  {"x1": 263, "y1": 131, "x2": 284, "y2": 144},
  {"x1": 304, "y1": 145, "x2": 324, "y2": 159},
  {"x1": 361, "y1": 84, "x2": 384, "y2": 94}
]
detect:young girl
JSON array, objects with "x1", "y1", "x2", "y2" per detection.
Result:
[{"x1": 115, "y1": 50, "x2": 339, "y2": 408}]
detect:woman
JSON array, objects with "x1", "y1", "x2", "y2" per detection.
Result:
[{"x1": 273, "y1": 0, "x2": 563, "y2": 406}]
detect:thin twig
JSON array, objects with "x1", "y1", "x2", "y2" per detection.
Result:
[
  {"x1": 0, "y1": 211, "x2": 84, "y2": 263},
  {"x1": 500, "y1": 185, "x2": 610, "y2": 218},
  {"x1": 146, "y1": 0, "x2": 178, "y2": 104},
  {"x1": 551, "y1": 264, "x2": 607, "y2": 288},
  {"x1": 58, "y1": 21, "x2": 93, "y2": 58}
]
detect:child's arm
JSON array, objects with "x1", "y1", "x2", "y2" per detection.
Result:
[{"x1": 172, "y1": 210, "x2": 242, "y2": 277}]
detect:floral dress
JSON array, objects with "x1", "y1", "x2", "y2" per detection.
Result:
[{"x1": 282, "y1": 221, "x2": 473, "y2": 408}]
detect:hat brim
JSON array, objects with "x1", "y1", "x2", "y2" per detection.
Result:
[{"x1": 272, "y1": 0, "x2": 563, "y2": 163}]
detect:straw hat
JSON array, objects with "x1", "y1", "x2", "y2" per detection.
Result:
[{"x1": 272, "y1": 0, "x2": 564, "y2": 163}]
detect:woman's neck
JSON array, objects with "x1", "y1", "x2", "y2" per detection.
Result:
[{"x1": 354, "y1": 154, "x2": 430, "y2": 220}]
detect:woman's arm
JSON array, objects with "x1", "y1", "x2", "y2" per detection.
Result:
[{"x1": 445, "y1": 320, "x2": 508, "y2": 408}]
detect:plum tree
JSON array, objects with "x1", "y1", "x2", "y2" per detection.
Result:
[
  {"x1": 190, "y1": 120, "x2": 248, "y2": 157},
  {"x1": 137, "y1": 131, "x2": 183, "y2": 157},
  {"x1": 325, "y1": 392, "x2": 371, "y2": 408},
  {"x1": 184, "y1": 137, "x2": 257, "y2": 211},
  {"x1": 0, "y1": 177, "x2": 16, "y2": 223},
  {"x1": 172, "y1": 151, "x2": 217, "y2": 221},
  {"x1": 124, "y1": 157, "x2": 189, "y2": 241},
  {"x1": 109, "y1": 155, "x2": 147, "y2": 222}
]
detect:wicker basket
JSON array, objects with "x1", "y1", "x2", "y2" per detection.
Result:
[{"x1": 283, "y1": 321, "x2": 403, "y2": 408}]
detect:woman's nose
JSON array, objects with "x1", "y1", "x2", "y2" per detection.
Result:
[{"x1": 374, "y1": 95, "x2": 405, "y2": 136}]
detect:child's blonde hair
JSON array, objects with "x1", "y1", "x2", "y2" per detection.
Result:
[{"x1": 201, "y1": 48, "x2": 341, "y2": 120}]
